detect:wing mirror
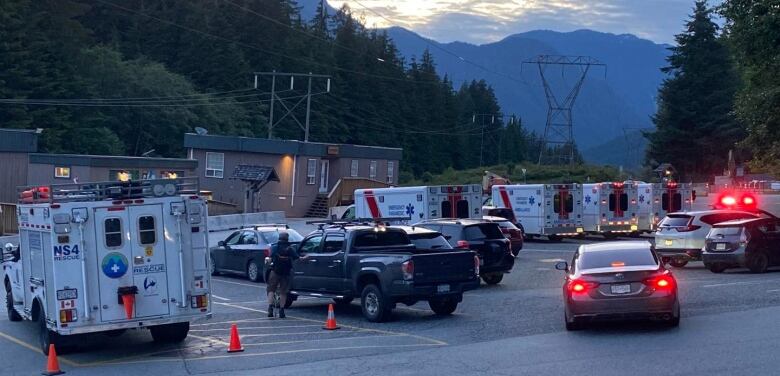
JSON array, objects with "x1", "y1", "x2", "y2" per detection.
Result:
[
  {"x1": 3, "y1": 243, "x2": 19, "y2": 263},
  {"x1": 555, "y1": 261, "x2": 569, "y2": 271}
]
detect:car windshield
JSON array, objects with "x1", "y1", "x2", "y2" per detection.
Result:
[
  {"x1": 408, "y1": 232, "x2": 453, "y2": 250},
  {"x1": 709, "y1": 226, "x2": 743, "y2": 237},
  {"x1": 659, "y1": 215, "x2": 692, "y2": 227},
  {"x1": 496, "y1": 221, "x2": 517, "y2": 230},
  {"x1": 261, "y1": 229, "x2": 303, "y2": 244},
  {"x1": 579, "y1": 249, "x2": 658, "y2": 270},
  {"x1": 464, "y1": 224, "x2": 505, "y2": 240}
]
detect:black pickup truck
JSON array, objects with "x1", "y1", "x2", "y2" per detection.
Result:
[{"x1": 270, "y1": 224, "x2": 480, "y2": 322}]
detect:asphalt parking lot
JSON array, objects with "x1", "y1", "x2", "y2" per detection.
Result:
[{"x1": 4, "y1": 235, "x2": 780, "y2": 375}]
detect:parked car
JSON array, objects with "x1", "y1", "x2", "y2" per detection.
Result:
[
  {"x1": 484, "y1": 207, "x2": 526, "y2": 237},
  {"x1": 555, "y1": 241, "x2": 680, "y2": 330},
  {"x1": 278, "y1": 223, "x2": 480, "y2": 322},
  {"x1": 398, "y1": 226, "x2": 454, "y2": 250},
  {"x1": 702, "y1": 217, "x2": 780, "y2": 274},
  {"x1": 417, "y1": 219, "x2": 515, "y2": 285},
  {"x1": 210, "y1": 225, "x2": 303, "y2": 282},
  {"x1": 483, "y1": 215, "x2": 524, "y2": 256},
  {"x1": 654, "y1": 210, "x2": 759, "y2": 267}
]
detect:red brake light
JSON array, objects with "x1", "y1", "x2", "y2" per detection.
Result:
[
  {"x1": 645, "y1": 273, "x2": 675, "y2": 289},
  {"x1": 742, "y1": 196, "x2": 755, "y2": 205},
  {"x1": 401, "y1": 260, "x2": 414, "y2": 280},
  {"x1": 572, "y1": 283, "x2": 585, "y2": 292},
  {"x1": 567, "y1": 279, "x2": 598, "y2": 293},
  {"x1": 457, "y1": 240, "x2": 470, "y2": 249},
  {"x1": 721, "y1": 196, "x2": 737, "y2": 206}
]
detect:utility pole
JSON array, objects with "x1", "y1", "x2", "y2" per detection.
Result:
[
  {"x1": 522, "y1": 55, "x2": 606, "y2": 166},
  {"x1": 473, "y1": 113, "x2": 502, "y2": 167},
  {"x1": 254, "y1": 71, "x2": 331, "y2": 142}
]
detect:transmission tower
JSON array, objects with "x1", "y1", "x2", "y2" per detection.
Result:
[
  {"x1": 522, "y1": 55, "x2": 606, "y2": 165},
  {"x1": 254, "y1": 71, "x2": 331, "y2": 142}
]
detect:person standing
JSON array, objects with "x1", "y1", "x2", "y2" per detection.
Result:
[{"x1": 266, "y1": 231, "x2": 303, "y2": 318}]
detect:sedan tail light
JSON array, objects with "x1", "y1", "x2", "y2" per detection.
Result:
[
  {"x1": 263, "y1": 247, "x2": 272, "y2": 258},
  {"x1": 644, "y1": 272, "x2": 676, "y2": 290},
  {"x1": 457, "y1": 240, "x2": 470, "y2": 249},
  {"x1": 567, "y1": 279, "x2": 599, "y2": 293}
]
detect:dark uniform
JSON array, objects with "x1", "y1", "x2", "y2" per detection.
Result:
[{"x1": 266, "y1": 233, "x2": 300, "y2": 318}]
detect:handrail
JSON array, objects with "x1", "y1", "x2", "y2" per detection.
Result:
[{"x1": 326, "y1": 178, "x2": 394, "y2": 208}]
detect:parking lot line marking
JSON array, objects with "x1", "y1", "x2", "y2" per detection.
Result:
[
  {"x1": 0, "y1": 330, "x2": 80, "y2": 367},
  {"x1": 240, "y1": 334, "x2": 404, "y2": 347},
  {"x1": 703, "y1": 281, "x2": 763, "y2": 288},
  {"x1": 189, "y1": 333, "x2": 230, "y2": 346},
  {"x1": 213, "y1": 301, "x2": 448, "y2": 346},
  {"x1": 211, "y1": 294, "x2": 231, "y2": 301},
  {"x1": 94, "y1": 343, "x2": 444, "y2": 366},
  {"x1": 212, "y1": 278, "x2": 264, "y2": 288},
  {"x1": 191, "y1": 324, "x2": 322, "y2": 332},
  {"x1": 241, "y1": 331, "x2": 348, "y2": 338},
  {"x1": 192, "y1": 317, "x2": 277, "y2": 327}
]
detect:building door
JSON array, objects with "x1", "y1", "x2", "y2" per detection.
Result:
[{"x1": 319, "y1": 160, "x2": 330, "y2": 194}]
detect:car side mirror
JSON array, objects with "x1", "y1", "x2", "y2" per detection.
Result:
[
  {"x1": 218, "y1": 240, "x2": 226, "y2": 247},
  {"x1": 555, "y1": 261, "x2": 568, "y2": 271}
]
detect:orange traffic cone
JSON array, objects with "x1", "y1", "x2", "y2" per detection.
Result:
[
  {"x1": 121, "y1": 294, "x2": 135, "y2": 320},
  {"x1": 42, "y1": 344, "x2": 64, "y2": 375},
  {"x1": 227, "y1": 323, "x2": 244, "y2": 353},
  {"x1": 322, "y1": 304, "x2": 340, "y2": 330}
]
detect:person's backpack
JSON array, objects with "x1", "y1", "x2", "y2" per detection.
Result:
[{"x1": 272, "y1": 244, "x2": 294, "y2": 275}]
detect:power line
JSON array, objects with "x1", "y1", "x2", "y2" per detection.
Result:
[
  {"x1": 0, "y1": 90, "x2": 292, "y2": 105},
  {"x1": 0, "y1": 91, "x2": 324, "y2": 107}
]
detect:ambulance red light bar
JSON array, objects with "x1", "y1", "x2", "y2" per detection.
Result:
[
  {"x1": 612, "y1": 182, "x2": 624, "y2": 188},
  {"x1": 715, "y1": 192, "x2": 758, "y2": 211}
]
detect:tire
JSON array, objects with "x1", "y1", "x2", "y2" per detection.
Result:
[
  {"x1": 707, "y1": 263, "x2": 727, "y2": 274},
  {"x1": 333, "y1": 297, "x2": 354, "y2": 307},
  {"x1": 150, "y1": 322, "x2": 190, "y2": 343},
  {"x1": 360, "y1": 284, "x2": 391, "y2": 323},
  {"x1": 247, "y1": 260, "x2": 261, "y2": 282},
  {"x1": 665, "y1": 302, "x2": 681, "y2": 328},
  {"x1": 39, "y1": 313, "x2": 59, "y2": 355},
  {"x1": 669, "y1": 259, "x2": 689, "y2": 268},
  {"x1": 565, "y1": 311, "x2": 582, "y2": 331},
  {"x1": 209, "y1": 255, "x2": 219, "y2": 276},
  {"x1": 747, "y1": 252, "x2": 769, "y2": 274},
  {"x1": 481, "y1": 273, "x2": 504, "y2": 285},
  {"x1": 6, "y1": 290, "x2": 22, "y2": 322},
  {"x1": 428, "y1": 297, "x2": 458, "y2": 316}
]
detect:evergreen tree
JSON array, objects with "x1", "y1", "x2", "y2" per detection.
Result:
[{"x1": 645, "y1": 0, "x2": 741, "y2": 180}]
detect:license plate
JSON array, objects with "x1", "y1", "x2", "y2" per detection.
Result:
[
  {"x1": 716, "y1": 243, "x2": 726, "y2": 250},
  {"x1": 437, "y1": 284, "x2": 450, "y2": 293},
  {"x1": 611, "y1": 284, "x2": 631, "y2": 294},
  {"x1": 56, "y1": 288, "x2": 78, "y2": 300},
  {"x1": 664, "y1": 239, "x2": 673, "y2": 246}
]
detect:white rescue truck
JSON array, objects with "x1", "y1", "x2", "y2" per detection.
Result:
[
  {"x1": 582, "y1": 182, "x2": 640, "y2": 238},
  {"x1": 635, "y1": 181, "x2": 695, "y2": 232},
  {"x1": 354, "y1": 185, "x2": 482, "y2": 222},
  {"x1": 2, "y1": 178, "x2": 211, "y2": 354},
  {"x1": 491, "y1": 184, "x2": 584, "y2": 240}
]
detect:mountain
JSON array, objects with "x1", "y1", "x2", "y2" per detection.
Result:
[
  {"x1": 582, "y1": 130, "x2": 649, "y2": 171},
  {"x1": 386, "y1": 28, "x2": 669, "y2": 153},
  {"x1": 295, "y1": 2, "x2": 669, "y2": 166}
]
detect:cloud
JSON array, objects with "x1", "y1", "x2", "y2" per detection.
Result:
[{"x1": 327, "y1": 0, "x2": 709, "y2": 44}]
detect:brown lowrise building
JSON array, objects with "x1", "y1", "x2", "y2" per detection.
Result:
[
  {"x1": 184, "y1": 133, "x2": 403, "y2": 217},
  {"x1": 0, "y1": 128, "x2": 38, "y2": 203}
]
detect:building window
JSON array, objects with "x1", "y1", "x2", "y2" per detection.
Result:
[
  {"x1": 205, "y1": 152, "x2": 224, "y2": 178},
  {"x1": 350, "y1": 160, "x2": 359, "y2": 177},
  {"x1": 386, "y1": 161, "x2": 395, "y2": 183},
  {"x1": 54, "y1": 167, "x2": 71, "y2": 179},
  {"x1": 369, "y1": 161, "x2": 377, "y2": 179},
  {"x1": 306, "y1": 159, "x2": 317, "y2": 185}
]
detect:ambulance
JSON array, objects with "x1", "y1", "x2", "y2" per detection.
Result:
[
  {"x1": 354, "y1": 185, "x2": 482, "y2": 222},
  {"x1": 3, "y1": 178, "x2": 211, "y2": 354},
  {"x1": 491, "y1": 184, "x2": 584, "y2": 240},
  {"x1": 582, "y1": 182, "x2": 640, "y2": 237},
  {"x1": 634, "y1": 181, "x2": 695, "y2": 232}
]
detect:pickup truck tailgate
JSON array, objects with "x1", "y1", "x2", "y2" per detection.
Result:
[{"x1": 412, "y1": 251, "x2": 476, "y2": 284}]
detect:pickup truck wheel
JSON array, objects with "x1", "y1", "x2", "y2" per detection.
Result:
[
  {"x1": 333, "y1": 297, "x2": 353, "y2": 306},
  {"x1": 39, "y1": 313, "x2": 60, "y2": 355},
  {"x1": 428, "y1": 297, "x2": 458, "y2": 316},
  {"x1": 361, "y1": 284, "x2": 391, "y2": 323},
  {"x1": 6, "y1": 290, "x2": 22, "y2": 322},
  {"x1": 481, "y1": 273, "x2": 504, "y2": 285},
  {"x1": 669, "y1": 259, "x2": 689, "y2": 268},
  {"x1": 150, "y1": 322, "x2": 190, "y2": 343},
  {"x1": 247, "y1": 260, "x2": 261, "y2": 282}
]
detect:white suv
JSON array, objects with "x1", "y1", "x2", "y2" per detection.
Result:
[{"x1": 654, "y1": 210, "x2": 758, "y2": 267}]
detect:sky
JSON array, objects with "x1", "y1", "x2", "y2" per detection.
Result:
[{"x1": 326, "y1": 0, "x2": 718, "y2": 45}]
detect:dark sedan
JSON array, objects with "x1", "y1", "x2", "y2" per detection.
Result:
[
  {"x1": 210, "y1": 226, "x2": 303, "y2": 282},
  {"x1": 483, "y1": 215, "x2": 524, "y2": 256},
  {"x1": 555, "y1": 241, "x2": 680, "y2": 330}
]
